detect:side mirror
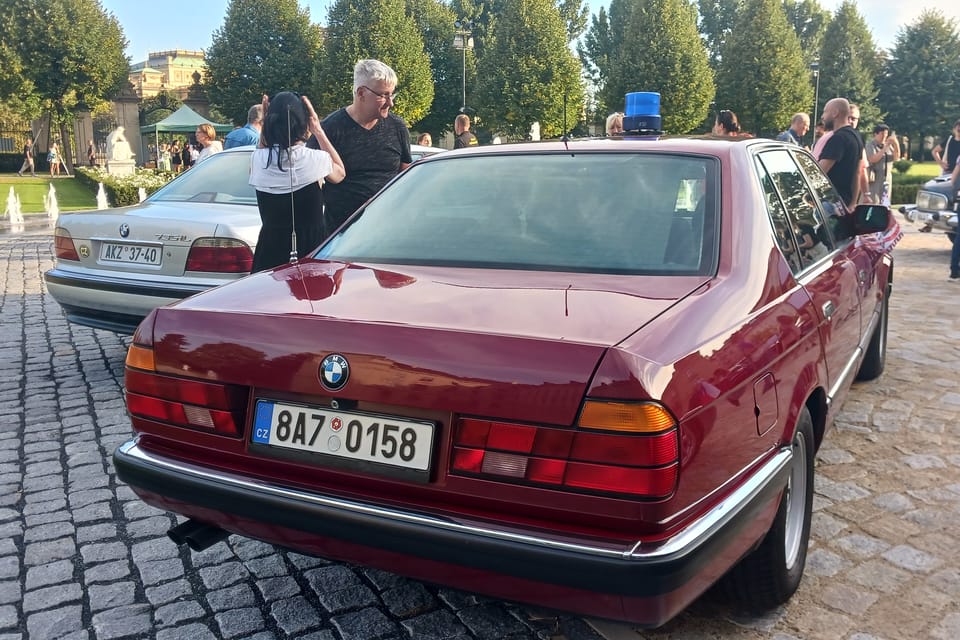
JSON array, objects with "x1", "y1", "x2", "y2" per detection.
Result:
[{"x1": 851, "y1": 204, "x2": 892, "y2": 235}]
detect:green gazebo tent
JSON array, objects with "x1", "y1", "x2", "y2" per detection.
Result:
[{"x1": 139, "y1": 104, "x2": 234, "y2": 164}]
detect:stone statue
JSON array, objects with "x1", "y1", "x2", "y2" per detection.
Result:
[{"x1": 106, "y1": 127, "x2": 134, "y2": 162}]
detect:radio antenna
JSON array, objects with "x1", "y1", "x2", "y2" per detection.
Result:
[{"x1": 287, "y1": 105, "x2": 297, "y2": 264}]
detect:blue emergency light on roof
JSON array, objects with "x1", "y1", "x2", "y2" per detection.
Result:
[{"x1": 623, "y1": 92, "x2": 662, "y2": 135}]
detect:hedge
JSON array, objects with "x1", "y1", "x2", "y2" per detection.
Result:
[{"x1": 74, "y1": 166, "x2": 176, "y2": 207}]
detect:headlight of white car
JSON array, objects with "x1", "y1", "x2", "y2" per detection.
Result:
[{"x1": 916, "y1": 191, "x2": 948, "y2": 210}]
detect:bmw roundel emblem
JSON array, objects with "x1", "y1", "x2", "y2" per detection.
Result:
[
  {"x1": 119, "y1": 223, "x2": 130, "y2": 238},
  {"x1": 319, "y1": 354, "x2": 350, "y2": 391}
]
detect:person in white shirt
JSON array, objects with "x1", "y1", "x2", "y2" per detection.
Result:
[{"x1": 194, "y1": 124, "x2": 223, "y2": 163}]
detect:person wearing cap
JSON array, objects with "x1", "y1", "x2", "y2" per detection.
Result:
[{"x1": 865, "y1": 124, "x2": 900, "y2": 205}]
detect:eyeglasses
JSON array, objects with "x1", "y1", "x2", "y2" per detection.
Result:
[{"x1": 363, "y1": 86, "x2": 398, "y2": 102}]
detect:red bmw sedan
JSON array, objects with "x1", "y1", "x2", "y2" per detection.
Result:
[{"x1": 114, "y1": 137, "x2": 896, "y2": 627}]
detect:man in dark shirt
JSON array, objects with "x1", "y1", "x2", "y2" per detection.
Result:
[
  {"x1": 454, "y1": 114, "x2": 478, "y2": 148},
  {"x1": 18, "y1": 138, "x2": 36, "y2": 177},
  {"x1": 932, "y1": 119, "x2": 960, "y2": 174},
  {"x1": 309, "y1": 59, "x2": 412, "y2": 237},
  {"x1": 818, "y1": 98, "x2": 864, "y2": 209}
]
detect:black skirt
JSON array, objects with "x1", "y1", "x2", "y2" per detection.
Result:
[{"x1": 252, "y1": 182, "x2": 324, "y2": 272}]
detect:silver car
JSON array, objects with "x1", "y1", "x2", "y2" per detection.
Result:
[
  {"x1": 900, "y1": 172, "x2": 959, "y2": 243},
  {"x1": 45, "y1": 147, "x2": 260, "y2": 333},
  {"x1": 45, "y1": 144, "x2": 445, "y2": 333}
]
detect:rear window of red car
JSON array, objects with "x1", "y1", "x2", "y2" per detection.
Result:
[{"x1": 318, "y1": 152, "x2": 719, "y2": 275}]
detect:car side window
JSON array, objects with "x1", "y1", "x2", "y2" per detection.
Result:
[
  {"x1": 793, "y1": 151, "x2": 852, "y2": 243},
  {"x1": 755, "y1": 157, "x2": 803, "y2": 274},
  {"x1": 757, "y1": 150, "x2": 834, "y2": 269}
]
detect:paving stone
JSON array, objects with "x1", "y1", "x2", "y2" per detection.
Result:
[
  {"x1": 0, "y1": 604, "x2": 16, "y2": 629},
  {"x1": 83, "y1": 559, "x2": 130, "y2": 584},
  {"x1": 90, "y1": 603, "x2": 153, "y2": 639},
  {"x1": 401, "y1": 610, "x2": 472, "y2": 640},
  {"x1": 24, "y1": 521, "x2": 75, "y2": 543},
  {"x1": 200, "y1": 561, "x2": 250, "y2": 589},
  {"x1": 207, "y1": 583, "x2": 257, "y2": 612},
  {"x1": 87, "y1": 581, "x2": 137, "y2": 611},
  {"x1": 0, "y1": 557, "x2": 17, "y2": 581},
  {"x1": 834, "y1": 533, "x2": 891, "y2": 558},
  {"x1": 137, "y1": 558, "x2": 186, "y2": 585},
  {"x1": 80, "y1": 541, "x2": 127, "y2": 565},
  {"x1": 25, "y1": 605, "x2": 84, "y2": 640},
  {"x1": 255, "y1": 576, "x2": 301, "y2": 603},
  {"x1": 155, "y1": 599, "x2": 207, "y2": 627},
  {"x1": 271, "y1": 595, "x2": 324, "y2": 635},
  {"x1": 145, "y1": 578, "x2": 193, "y2": 606},
  {"x1": 215, "y1": 606, "x2": 266, "y2": 638},
  {"x1": 244, "y1": 553, "x2": 288, "y2": 579},
  {"x1": 23, "y1": 582, "x2": 82, "y2": 613},
  {"x1": 818, "y1": 584, "x2": 878, "y2": 616},
  {"x1": 882, "y1": 544, "x2": 942, "y2": 573},
  {"x1": 155, "y1": 622, "x2": 218, "y2": 640},
  {"x1": 382, "y1": 581, "x2": 435, "y2": 617},
  {"x1": 805, "y1": 548, "x2": 851, "y2": 577},
  {"x1": 317, "y1": 584, "x2": 379, "y2": 614},
  {"x1": 24, "y1": 537, "x2": 76, "y2": 565},
  {"x1": 331, "y1": 607, "x2": 399, "y2": 640},
  {"x1": 25, "y1": 559, "x2": 73, "y2": 590}
]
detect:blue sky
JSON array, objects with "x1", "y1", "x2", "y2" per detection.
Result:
[{"x1": 100, "y1": 0, "x2": 960, "y2": 61}]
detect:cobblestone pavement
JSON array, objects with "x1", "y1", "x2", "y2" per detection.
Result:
[{"x1": 1, "y1": 222, "x2": 958, "y2": 640}]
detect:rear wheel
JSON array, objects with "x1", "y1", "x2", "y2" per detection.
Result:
[
  {"x1": 856, "y1": 284, "x2": 889, "y2": 381},
  {"x1": 947, "y1": 232, "x2": 957, "y2": 243},
  {"x1": 722, "y1": 407, "x2": 814, "y2": 610}
]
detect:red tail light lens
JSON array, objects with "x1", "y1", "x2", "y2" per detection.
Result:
[
  {"x1": 451, "y1": 401, "x2": 680, "y2": 499},
  {"x1": 53, "y1": 228, "x2": 80, "y2": 261},
  {"x1": 185, "y1": 238, "x2": 253, "y2": 273},
  {"x1": 125, "y1": 355, "x2": 247, "y2": 436}
]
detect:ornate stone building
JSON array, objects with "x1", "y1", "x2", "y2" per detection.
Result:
[{"x1": 128, "y1": 49, "x2": 207, "y2": 99}]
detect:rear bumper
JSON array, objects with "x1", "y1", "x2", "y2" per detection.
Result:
[
  {"x1": 44, "y1": 267, "x2": 212, "y2": 333},
  {"x1": 115, "y1": 438, "x2": 791, "y2": 624}
]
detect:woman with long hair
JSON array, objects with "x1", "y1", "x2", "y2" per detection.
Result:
[
  {"x1": 712, "y1": 110, "x2": 741, "y2": 136},
  {"x1": 249, "y1": 91, "x2": 346, "y2": 271}
]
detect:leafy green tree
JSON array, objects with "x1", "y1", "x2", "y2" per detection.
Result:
[
  {"x1": 715, "y1": 0, "x2": 811, "y2": 136},
  {"x1": 205, "y1": 0, "x2": 323, "y2": 126},
  {"x1": 0, "y1": 0, "x2": 128, "y2": 167},
  {"x1": 698, "y1": 0, "x2": 739, "y2": 68},
  {"x1": 880, "y1": 10, "x2": 960, "y2": 160},
  {"x1": 557, "y1": 0, "x2": 589, "y2": 42},
  {"x1": 473, "y1": 0, "x2": 584, "y2": 138},
  {"x1": 600, "y1": 0, "x2": 714, "y2": 134},
  {"x1": 405, "y1": 0, "x2": 463, "y2": 136},
  {"x1": 317, "y1": 0, "x2": 433, "y2": 125},
  {"x1": 578, "y1": 7, "x2": 613, "y2": 113},
  {"x1": 782, "y1": 0, "x2": 830, "y2": 65},
  {"x1": 816, "y1": 0, "x2": 880, "y2": 128}
]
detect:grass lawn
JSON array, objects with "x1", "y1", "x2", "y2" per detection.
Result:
[{"x1": 0, "y1": 174, "x2": 98, "y2": 215}]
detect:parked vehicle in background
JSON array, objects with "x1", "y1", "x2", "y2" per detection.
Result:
[
  {"x1": 45, "y1": 144, "x2": 445, "y2": 334},
  {"x1": 900, "y1": 172, "x2": 958, "y2": 242},
  {"x1": 44, "y1": 146, "x2": 260, "y2": 333},
  {"x1": 114, "y1": 137, "x2": 896, "y2": 627}
]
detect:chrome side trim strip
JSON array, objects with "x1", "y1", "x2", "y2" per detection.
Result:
[{"x1": 117, "y1": 440, "x2": 791, "y2": 562}]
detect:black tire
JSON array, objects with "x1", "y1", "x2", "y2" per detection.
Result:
[
  {"x1": 856, "y1": 284, "x2": 889, "y2": 381},
  {"x1": 948, "y1": 232, "x2": 957, "y2": 244},
  {"x1": 722, "y1": 407, "x2": 814, "y2": 611}
]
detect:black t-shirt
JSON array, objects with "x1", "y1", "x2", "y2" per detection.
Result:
[
  {"x1": 23, "y1": 142, "x2": 32, "y2": 158},
  {"x1": 309, "y1": 109, "x2": 412, "y2": 231},
  {"x1": 940, "y1": 136, "x2": 960, "y2": 173},
  {"x1": 821, "y1": 126, "x2": 864, "y2": 207},
  {"x1": 454, "y1": 131, "x2": 478, "y2": 149}
]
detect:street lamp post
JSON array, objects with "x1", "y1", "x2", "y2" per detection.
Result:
[
  {"x1": 453, "y1": 20, "x2": 474, "y2": 113},
  {"x1": 810, "y1": 61, "x2": 820, "y2": 146}
]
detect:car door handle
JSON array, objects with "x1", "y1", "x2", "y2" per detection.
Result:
[{"x1": 822, "y1": 301, "x2": 835, "y2": 320}]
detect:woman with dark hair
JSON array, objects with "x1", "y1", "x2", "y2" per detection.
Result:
[
  {"x1": 712, "y1": 110, "x2": 741, "y2": 136},
  {"x1": 249, "y1": 91, "x2": 346, "y2": 271}
]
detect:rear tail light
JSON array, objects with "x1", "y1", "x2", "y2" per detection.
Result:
[
  {"x1": 124, "y1": 319, "x2": 247, "y2": 436},
  {"x1": 185, "y1": 238, "x2": 253, "y2": 273},
  {"x1": 451, "y1": 400, "x2": 679, "y2": 499},
  {"x1": 53, "y1": 228, "x2": 80, "y2": 261}
]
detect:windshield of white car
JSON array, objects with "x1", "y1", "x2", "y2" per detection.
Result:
[{"x1": 317, "y1": 152, "x2": 719, "y2": 275}]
